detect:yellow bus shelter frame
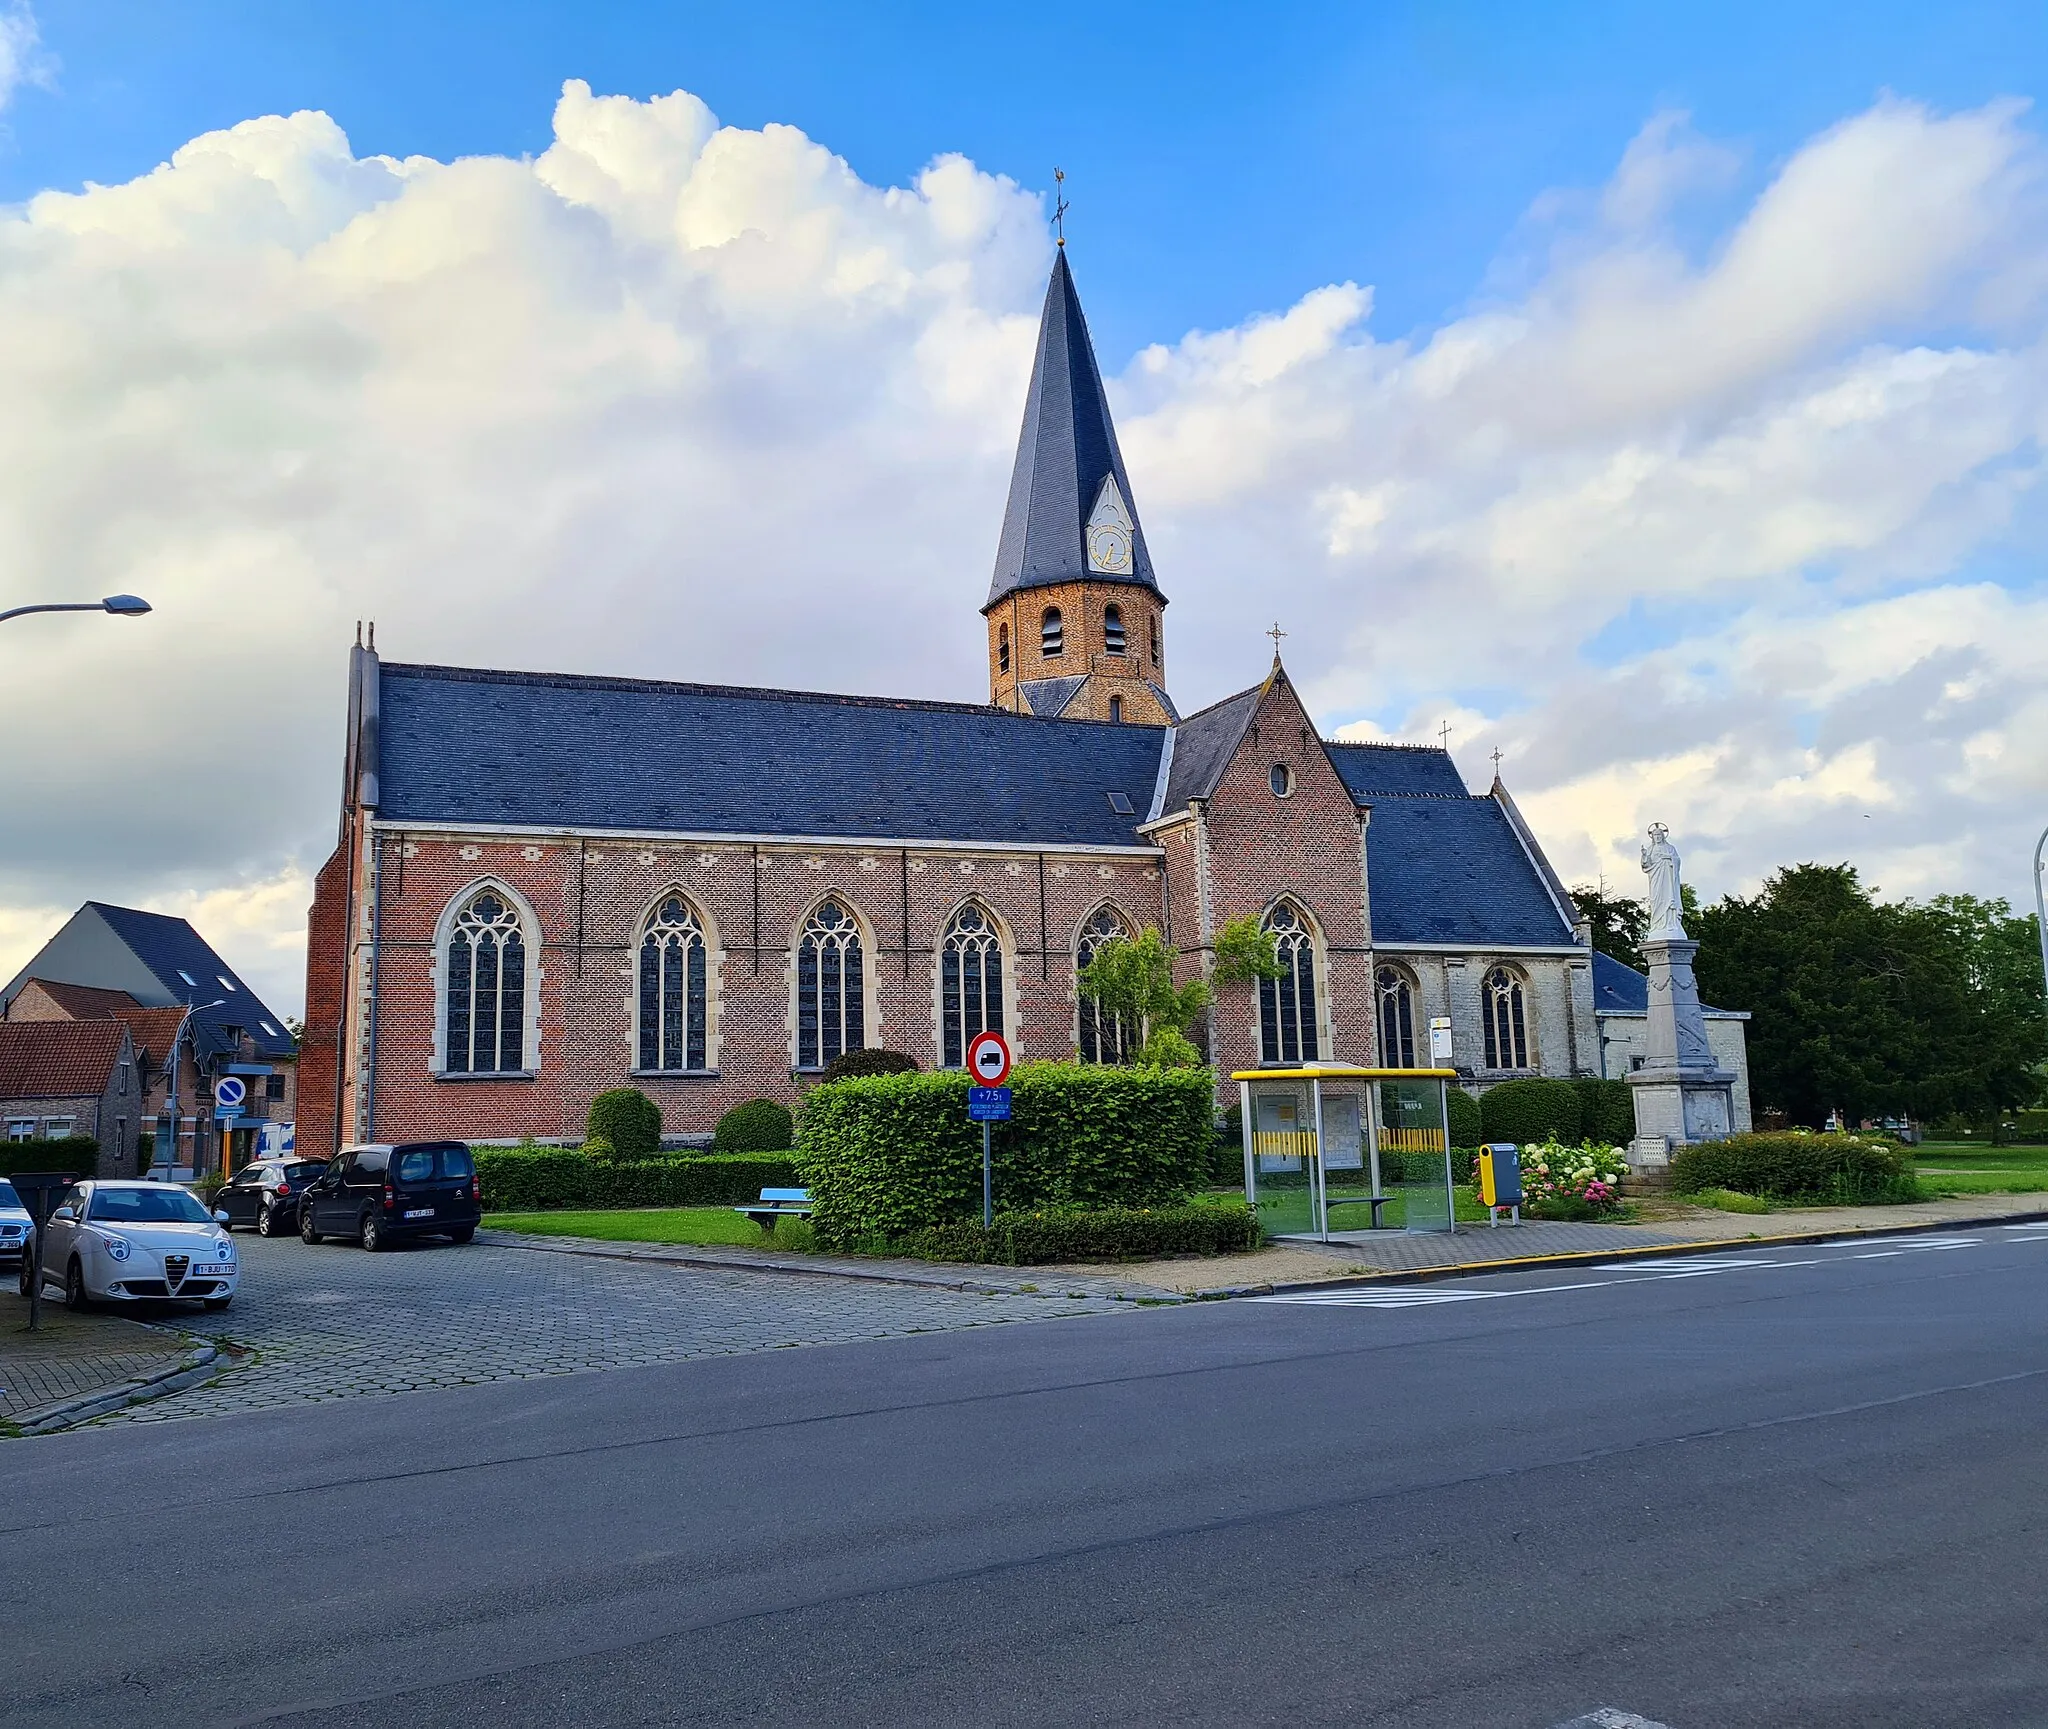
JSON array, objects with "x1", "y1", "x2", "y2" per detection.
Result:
[{"x1": 1230, "y1": 1066, "x2": 1461, "y2": 1242}]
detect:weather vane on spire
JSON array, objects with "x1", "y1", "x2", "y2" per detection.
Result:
[
  {"x1": 1491, "y1": 746, "x2": 1504, "y2": 775},
  {"x1": 1052, "y1": 168, "x2": 1069, "y2": 248},
  {"x1": 1267, "y1": 621, "x2": 1287, "y2": 659}
]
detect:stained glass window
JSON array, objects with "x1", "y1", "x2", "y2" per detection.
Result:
[
  {"x1": 1077, "y1": 906, "x2": 1132, "y2": 1064},
  {"x1": 941, "y1": 903, "x2": 1005, "y2": 1069},
  {"x1": 638, "y1": 895, "x2": 708, "y2": 1072},
  {"x1": 797, "y1": 900, "x2": 865, "y2": 1070},
  {"x1": 445, "y1": 890, "x2": 526, "y2": 1073},
  {"x1": 1483, "y1": 967, "x2": 1530, "y2": 1070},
  {"x1": 1376, "y1": 965, "x2": 1416, "y2": 1069},
  {"x1": 1258, "y1": 901, "x2": 1320, "y2": 1065}
]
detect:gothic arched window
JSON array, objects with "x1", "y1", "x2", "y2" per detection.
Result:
[
  {"x1": 445, "y1": 889, "x2": 526, "y2": 1073},
  {"x1": 638, "y1": 894, "x2": 708, "y2": 1072},
  {"x1": 1076, "y1": 906, "x2": 1132, "y2": 1064},
  {"x1": 1483, "y1": 966, "x2": 1531, "y2": 1070},
  {"x1": 940, "y1": 903, "x2": 1006, "y2": 1069},
  {"x1": 1258, "y1": 901, "x2": 1321, "y2": 1065},
  {"x1": 1041, "y1": 607, "x2": 1064, "y2": 657},
  {"x1": 796, "y1": 900, "x2": 865, "y2": 1071},
  {"x1": 1376, "y1": 965, "x2": 1416, "y2": 1069},
  {"x1": 1104, "y1": 603, "x2": 1126, "y2": 654},
  {"x1": 997, "y1": 622, "x2": 1010, "y2": 673},
  {"x1": 1149, "y1": 612, "x2": 1160, "y2": 666}
]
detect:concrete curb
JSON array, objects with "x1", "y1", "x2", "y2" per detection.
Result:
[
  {"x1": 11, "y1": 1343, "x2": 229, "y2": 1435},
  {"x1": 1230, "y1": 1205, "x2": 2048, "y2": 1297},
  {"x1": 474, "y1": 1230, "x2": 1183, "y2": 1303}
]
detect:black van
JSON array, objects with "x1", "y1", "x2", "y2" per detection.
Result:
[{"x1": 299, "y1": 1142, "x2": 481, "y2": 1251}]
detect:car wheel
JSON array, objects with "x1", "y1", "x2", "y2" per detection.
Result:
[
  {"x1": 64, "y1": 1257, "x2": 93, "y2": 1311},
  {"x1": 203, "y1": 1294, "x2": 232, "y2": 1311},
  {"x1": 18, "y1": 1255, "x2": 34, "y2": 1298},
  {"x1": 255, "y1": 1204, "x2": 277, "y2": 1238},
  {"x1": 360, "y1": 1211, "x2": 385, "y2": 1252},
  {"x1": 446, "y1": 1226, "x2": 476, "y2": 1245},
  {"x1": 300, "y1": 1207, "x2": 322, "y2": 1245}
]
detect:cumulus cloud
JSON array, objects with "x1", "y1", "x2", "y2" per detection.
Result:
[{"x1": 0, "y1": 81, "x2": 2043, "y2": 1018}]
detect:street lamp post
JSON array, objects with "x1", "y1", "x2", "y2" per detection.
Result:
[
  {"x1": 152, "y1": 997, "x2": 226, "y2": 1181},
  {"x1": 0, "y1": 594, "x2": 152, "y2": 625}
]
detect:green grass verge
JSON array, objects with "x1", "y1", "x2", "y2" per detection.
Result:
[
  {"x1": 486, "y1": 1207, "x2": 810, "y2": 1248},
  {"x1": 1908, "y1": 1143, "x2": 2048, "y2": 1196},
  {"x1": 1683, "y1": 1188, "x2": 1773, "y2": 1214}
]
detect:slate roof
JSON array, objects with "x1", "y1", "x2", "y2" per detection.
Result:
[
  {"x1": 1018, "y1": 675, "x2": 1087, "y2": 718},
  {"x1": 1591, "y1": 950, "x2": 1742, "y2": 1016},
  {"x1": 1365, "y1": 797, "x2": 1580, "y2": 947},
  {"x1": 377, "y1": 664, "x2": 1170, "y2": 849},
  {"x1": 1327, "y1": 742, "x2": 1472, "y2": 800},
  {"x1": 14, "y1": 980, "x2": 140, "y2": 1019},
  {"x1": 986, "y1": 251, "x2": 1161, "y2": 607},
  {"x1": 1157, "y1": 684, "x2": 1261, "y2": 815},
  {"x1": 84, "y1": 904, "x2": 296, "y2": 1059},
  {"x1": 0, "y1": 1021, "x2": 128, "y2": 1099}
]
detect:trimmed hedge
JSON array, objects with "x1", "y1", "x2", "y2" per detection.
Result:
[
  {"x1": 1672, "y1": 1133, "x2": 1914, "y2": 1204},
  {"x1": 475, "y1": 1147, "x2": 801, "y2": 1211},
  {"x1": 0, "y1": 1137, "x2": 102, "y2": 1180},
  {"x1": 586, "y1": 1088, "x2": 661, "y2": 1160},
  {"x1": 819, "y1": 1048, "x2": 920, "y2": 1082},
  {"x1": 1480, "y1": 1078, "x2": 1581, "y2": 1147},
  {"x1": 797, "y1": 1062, "x2": 1215, "y2": 1243},
  {"x1": 1445, "y1": 1087, "x2": 1482, "y2": 1150},
  {"x1": 714, "y1": 1098, "x2": 795, "y2": 1152},
  {"x1": 891, "y1": 1202, "x2": 1262, "y2": 1265},
  {"x1": 1574, "y1": 1078, "x2": 1635, "y2": 1146}
]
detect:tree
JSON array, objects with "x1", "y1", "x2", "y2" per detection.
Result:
[
  {"x1": 1075, "y1": 927, "x2": 1210, "y2": 1062},
  {"x1": 1569, "y1": 882, "x2": 1646, "y2": 972},
  {"x1": 1212, "y1": 914, "x2": 1284, "y2": 986}
]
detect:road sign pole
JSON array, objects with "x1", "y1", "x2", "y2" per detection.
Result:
[
  {"x1": 983, "y1": 1121, "x2": 993, "y2": 1229},
  {"x1": 27, "y1": 1221, "x2": 44, "y2": 1332}
]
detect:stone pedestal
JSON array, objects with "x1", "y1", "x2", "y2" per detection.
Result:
[{"x1": 1626, "y1": 936, "x2": 1736, "y2": 1173}]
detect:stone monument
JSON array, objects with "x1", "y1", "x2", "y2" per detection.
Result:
[{"x1": 1625, "y1": 824, "x2": 1737, "y2": 1175}]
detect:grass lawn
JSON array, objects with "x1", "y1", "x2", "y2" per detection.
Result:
[
  {"x1": 1909, "y1": 1142, "x2": 2048, "y2": 1196},
  {"x1": 486, "y1": 1207, "x2": 805, "y2": 1247}
]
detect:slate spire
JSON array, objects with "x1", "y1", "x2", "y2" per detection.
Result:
[{"x1": 985, "y1": 250, "x2": 1162, "y2": 609}]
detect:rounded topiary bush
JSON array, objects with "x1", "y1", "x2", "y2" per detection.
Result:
[
  {"x1": 714, "y1": 1098, "x2": 795, "y2": 1152},
  {"x1": 818, "y1": 1048, "x2": 920, "y2": 1083},
  {"x1": 1572, "y1": 1078, "x2": 1635, "y2": 1146},
  {"x1": 1673, "y1": 1132, "x2": 1912, "y2": 1203},
  {"x1": 586, "y1": 1088, "x2": 662, "y2": 1160},
  {"x1": 1445, "y1": 1086, "x2": 1482, "y2": 1150},
  {"x1": 579, "y1": 1135, "x2": 617, "y2": 1161},
  {"x1": 1480, "y1": 1077, "x2": 1582, "y2": 1148}
]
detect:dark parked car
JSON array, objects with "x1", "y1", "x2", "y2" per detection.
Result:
[
  {"x1": 214, "y1": 1159, "x2": 330, "y2": 1236},
  {"x1": 299, "y1": 1142, "x2": 480, "y2": 1251}
]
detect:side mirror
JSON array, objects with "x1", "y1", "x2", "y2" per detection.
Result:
[
  {"x1": 51, "y1": 1206, "x2": 74, "y2": 1222},
  {"x1": 213, "y1": 1209, "x2": 231, "y2": 1224}
]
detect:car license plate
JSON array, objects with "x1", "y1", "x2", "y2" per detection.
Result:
[{"x1": 404, "y1": 1207, "x2": 434, "y2": 1219}]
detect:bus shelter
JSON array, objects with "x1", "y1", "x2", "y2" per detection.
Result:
[{"x1": 1232, "y1": 1066, "x2": 1461, "y2": 1241}]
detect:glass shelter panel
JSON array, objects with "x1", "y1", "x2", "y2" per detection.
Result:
[{"x1": 1374, "y1": 1079, "x2": 1453, "y2": 1233}]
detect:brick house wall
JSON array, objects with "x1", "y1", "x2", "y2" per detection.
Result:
[
  {"x1": 0, "y1": 1028, "x2": 141, "y2": 1177},
  {"x1": 298, "y1": 842, "x2": 351, "y2": 1158}
]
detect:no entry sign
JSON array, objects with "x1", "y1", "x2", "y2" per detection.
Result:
[{"x1": 966, "y1": 1030, "x2": 1012, "y2": 1087}]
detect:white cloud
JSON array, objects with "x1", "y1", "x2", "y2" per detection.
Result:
[
  {"x1": 0, "y1": 2, "x2": 51, "y2": 113},
  {"x1": 1, "y1": 82, "x2": 2045, "y2": 1019}
]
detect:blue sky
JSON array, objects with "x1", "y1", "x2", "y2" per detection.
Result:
[
  {"x1": 1, "y1": 1, "x2": 2045, "y2": 1013},
  {"x1": 10, "y1": 1, "x2": 2046, "y2": 358}
]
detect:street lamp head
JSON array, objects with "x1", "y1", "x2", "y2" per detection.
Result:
[{"x1": 101, "y1": 594, "x2": 152, "y2": 616}]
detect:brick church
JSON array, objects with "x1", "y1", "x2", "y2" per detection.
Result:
[{"x1": 300, "y1": 251, "x2": 1609, "y2": 1155}]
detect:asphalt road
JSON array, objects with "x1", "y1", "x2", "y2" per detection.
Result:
[{"x1": 7, "y1": 1224, "x2": 2048, "y2": 1729}]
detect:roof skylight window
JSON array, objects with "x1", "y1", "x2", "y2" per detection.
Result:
[
  {"x1": 219, "y1": 976, "x2": 237, "y2": 991},
  {"x1": 259, "y1": 1020, "x2": 279, "y2": 1037},
  {"x1": 1106, "y1": 791, "x2": 1134, "y2": 815},
  {"x1": 176, "y1": 969, "x2": 197, "y2": 987}
]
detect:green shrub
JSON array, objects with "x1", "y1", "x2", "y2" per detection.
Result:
[
  {"x1": 1573, "y1": 1078, "x2": 1635, "y2": 1146},
  {"x1": 0, "y1": 1137, "x2": 103, "y2": 1180},
  {"x1": 1137, "y1": 1026, "x2": 1203, "y2": 1068},
  {"x1": 797, "y1": 1062, "x2": 1216, "y2": 1244},
  {"x1": 474, "y1": 1148, "x2": 801, "y2": 1211},
  {"x1": 1692, "y1": 1188, "x2": 1771, "y2": 1214},
  {"x1": 1480, "y1": 1078, "x2": 1582, "y2": 1147},
  {"x1": 580, "y1": 1136, "x2": 617, "y2": 1161},
  {"x1": 818, "y1": 1048, "x2": 920, "y2": 1082},
  {"x1": 586, "y1": 1088, "x2": 662, "y2": 1159},
  {"x1": 1445, "y1": 1087, "x2": 1482, "y2": 1149},
  {"x1": 714, "y1": 1098, "x2": 795, "y2": 1152},
  {"x1": 892, "y1": 1201, "x2": 1262, "y2": 1265},
  {"x1": 1671, "y1": 1132, "x2": 1915, "y2": 1204}
]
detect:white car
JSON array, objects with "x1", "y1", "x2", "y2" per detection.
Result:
[
  {"x1": 20, "y1": 1180, "x2": 238, "y2": 1311},
  {"x1": 0, "y1": 1178, "x2": 30, "y2": 1271}
]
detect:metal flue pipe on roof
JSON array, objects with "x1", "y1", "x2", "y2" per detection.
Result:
[{"x1": 0, "y1": 594, "x2": 152, "y2": 625}]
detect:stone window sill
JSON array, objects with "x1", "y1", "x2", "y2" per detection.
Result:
[
  {"x1": 630, "y1": 1069, "x2": 721, "y2": 1080},
  {"x1": 432, "y1": 1069, "x2": 539, "y2": 1082}
]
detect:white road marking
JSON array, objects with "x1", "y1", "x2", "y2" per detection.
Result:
[{"x1": 1254, "y1": 1232, "x2": 2017, "y2": 1309}]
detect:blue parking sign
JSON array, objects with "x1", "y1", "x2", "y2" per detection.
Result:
[{"x1": 968, "y1": 1086, "x2": 1012, "y2": 1122}]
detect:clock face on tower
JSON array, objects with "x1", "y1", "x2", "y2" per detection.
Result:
[{"x1": 1086, "y1": 476, "x2": 1135, "y2": 576}]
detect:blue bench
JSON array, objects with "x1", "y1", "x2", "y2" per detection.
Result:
[{"x1": 735, "y1": 1187, "x2": 812, "y2": 1233}]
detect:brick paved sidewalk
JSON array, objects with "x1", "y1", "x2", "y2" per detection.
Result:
[{"x1": 0, "y1": 1296, "x2": 194, "y2": 1426}]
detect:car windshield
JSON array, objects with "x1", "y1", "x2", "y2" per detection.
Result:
[
  {"x1": 87, "y1": 1188, "x2": 213, "y2": 1226},
  {"x1": 0, "y1": 1180, "x2": 19, "y2": 1210}
]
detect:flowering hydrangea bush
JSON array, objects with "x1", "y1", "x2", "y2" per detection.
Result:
[{"x1": 1493, "y1": 1139, "x2": 1630, "y2": 1220}]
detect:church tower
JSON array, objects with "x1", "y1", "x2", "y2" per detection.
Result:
[{"x1": 985, "y1": 251, "x2": 1174, "y2": 725}]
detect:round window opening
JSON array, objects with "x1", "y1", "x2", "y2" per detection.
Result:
[{"x1": 1270, "y1": 763, "x2": 1294, "y2": 797}]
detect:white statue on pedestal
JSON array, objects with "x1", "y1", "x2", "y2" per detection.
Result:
[{"x1": 1642, "y1": 823, "x2": 1686, "y2": 941}]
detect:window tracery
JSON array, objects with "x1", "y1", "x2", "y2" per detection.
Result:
[
  {"x1": 796, "y1": 900, "x2": 865, "y2": 1071},
  {"x1": 1376, "y1": 964, "x2": 1417, "y2": 1069},
  {"x1": 1258, "y1": 901, "x2": 1321, "y2": 1065},
  {"x1": 444, "y1": 889, "x2": 527, "y2": 1073},
  {"x1": 1483, "y1": 966, "x2": 1531, "y2": 1070},
  {"x1": 638, "y1": 894, "x2": 708, "y2": 1072},
  {"x1": 1076, "y1": 906, "x2": 1132, "y2": 1064},
  {"x1": 940, "y1": 902, "x2": 1006, "y2": 1069}
]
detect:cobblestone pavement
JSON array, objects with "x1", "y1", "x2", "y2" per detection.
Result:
[
  {"x1": 0, "y1": 1299, "x2": 188, "y2": 1423},
  {"x1": 96, "y1": 1235, "x2": 1136, "y2": 1425}
]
